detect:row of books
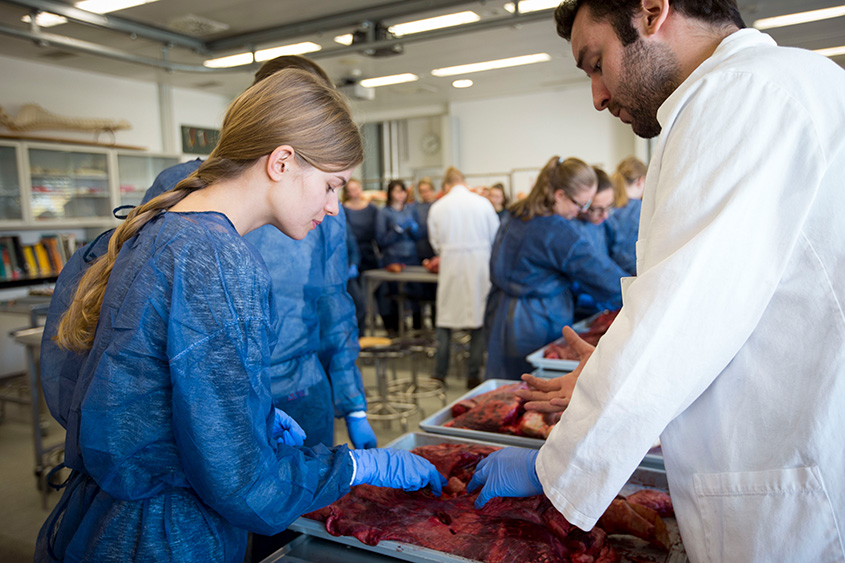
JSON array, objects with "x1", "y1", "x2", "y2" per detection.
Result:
[{"x1": 0, "y1": 233, "x2": 78, "y2": 281}]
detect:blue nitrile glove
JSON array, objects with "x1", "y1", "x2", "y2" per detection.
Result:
[
  {"x1": 466, "y1": 447, "x2": 543, "y2": 508},
  {"x1": 347, "y1": 263, "x2": 359, "y2": 280},
  {"x1": 272, "y1": 408, "x2": 306, "y2": 447},
  {"x1": 405, "y1": 219, "x2": 420, "y2": 235},
  {"x1": 345, "y1": 414, "x2": 377, "y2": 449},
  {"x1": 350, "y1": 448, "x2": 447, "y2": 495}
]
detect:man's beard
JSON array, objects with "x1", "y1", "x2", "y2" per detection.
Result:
[{"x1": 615, "y1": 39, "x2": 682, "y2": 139}]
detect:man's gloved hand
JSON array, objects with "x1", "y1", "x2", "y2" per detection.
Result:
[
  {"x1": 272, "y1": 408, "x2": 306, "y2": 447},
  {"x1": 350, "y1": 448, "x2": 447, "y2": 495},
  {"x1": 345, "y1": 414, "x2": 377, "y2": 449},
  {"x1": 466, "y1": 447, "x2": 543, "y2": 508}
]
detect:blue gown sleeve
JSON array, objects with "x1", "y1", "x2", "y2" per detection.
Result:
[
  {"x1": 40, "y1": 229, "x2": 113, "y2": 429},
  {"x1": 375, "y1": 207, "x2": 403, "y2": 251},
  {"x1": 317, "y1": 210, "x2": 367, "y2": 417},
  {"x1": 167, "y1": 244, "x2": 353, "y2": 534},
  {"x1": 604, "y1": 214, "x2": 637, "y2": 275}
]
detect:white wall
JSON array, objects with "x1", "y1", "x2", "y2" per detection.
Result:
[
  {"x1": 449, "y1": 84, "x2": 637, "y2": 196},
  {"x1": 0, "y1": 55, "x2": 230, "y2": 154}
]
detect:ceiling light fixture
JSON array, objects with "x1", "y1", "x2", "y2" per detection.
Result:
[
  {"x1": 21, "y1": 13, "x2": 68, "y2": 27},
  {"x1": 503, "y1": 0, "x2": 560, "y2": 14},
  {"x1": 75, "y1": 0, "x2": 160, "y2": 14},
  {"x1": 452, "y1": 79, "x2": 473, "y2": 88},
  {"x1": 814, "y1": 45, "x2": 845, "y2": 57},
  {"x1": 388, "y1": 11, "x2": 480, "y2": 36},
  {"x1": 203, "y1": 52, "x2": 254, "y2": 69},
  {"x1": 753, "y1": 5, "x2": 845, "y2": 29},
  {"x1": 334, "y1": 33, "x2": 354, "y2": 46},
  {"x1": 432, "y1": 53, "x2": 551, "y2": 77},
  {"x1": 255, "y1": 42, "x2": 321, "y2": 62},
  {"x1": 359, "y1": 73, "x2": 419, "y2": 88}
]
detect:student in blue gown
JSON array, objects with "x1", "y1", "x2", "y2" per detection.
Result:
[
  {"x1": 569, "y1": 167, "x2": 634, "y2": 317},
  {"x1": 484, "y1": 157, "x2": 626, "y2": 381},
  {"x1": 607, "y1": 156, "x2": 647, "y2": 273},
  {"x1": 35, "y1": 69, "x2": 445, "y2": 563},
  {"x1": 375, "y1": 180, "x2": 423, "y2": 335},
  {"x1": 342, "y1": 178, "x2": 379, "y2": 335}
]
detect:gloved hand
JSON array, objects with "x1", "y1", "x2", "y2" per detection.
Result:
[
  {"x1": 345, "y1": 415, "x2": 377, "y2": 449},
  {"x1": 347, "y1": 263, "x2": 359, "y2": 280},
  {"x1": 466, "y1": 447, "x2": 543, "y2": 508},
  {"x1": 405, "y1": 218, "x2": 420, "y2": 235},
  {"x1": 272, "y1": 408, "x2": 306, "y2": 447},
  {"x1": 350, "y1": 448, "x2": 447, "y2": 496}
]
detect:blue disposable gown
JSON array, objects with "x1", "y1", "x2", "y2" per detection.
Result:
[
  {"x1": 484, "y1": 215, "x2": 626, "y2": 380},
  {"x1": 36, "y1": 211, "x2": 353, "y2": 562},
  {"x1": 345, "y1": 204, "x2": 380, "y2": 272},
  {"x1": 375, "y1": 205, "x2": 421, "y2": 266},
  {"x1": 604, "y1": 199, "x2": 641, "y2": 274},
  {"x1": 140, "y1": 160, "x2": 366, "y2": 448}
]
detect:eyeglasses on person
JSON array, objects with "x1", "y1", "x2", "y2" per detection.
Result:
[
  {"x1": 584, "y1": 203, "x2": 615, "y2": 216},
  {"x1": 565, "y1": 192, "x2": 593, "y2": 213}
]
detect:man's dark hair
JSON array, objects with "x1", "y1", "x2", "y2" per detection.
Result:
[{"x1": 555, "y1": 0, "x2": 745, "y2": 45}]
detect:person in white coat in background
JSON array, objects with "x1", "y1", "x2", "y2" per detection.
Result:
[
  {"x1": 427, "y1": 166, "x2": 500, "y2": 389},
  {"x1": 467, "y1": 0, "x2": 845, "y2": 561}
]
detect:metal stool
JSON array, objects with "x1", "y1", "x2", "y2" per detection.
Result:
[
  {"x1": 358, "y1": 337, "x2": 419, "y2": 431},
  {"x1": 387, "y1": 337, "x2": 446, "y2": 418}
]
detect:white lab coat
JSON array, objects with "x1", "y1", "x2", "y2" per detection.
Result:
[
  {"x1": 536, "y1": 29, "x2": 845, "y2": 563},
  {"x1": 427, "y1": 185, "x2": 500, "y2": 328}
]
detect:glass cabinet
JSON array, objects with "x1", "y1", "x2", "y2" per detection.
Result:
[
  {"x1": 28, "y1": 147, "x2": 111, "y2": 221},
  {"x1": 117, "y1": 153, "x2": 180, "y2": 207},
  {"x1": 0, "y1": 143, "x2": 22, "y2": 222}
]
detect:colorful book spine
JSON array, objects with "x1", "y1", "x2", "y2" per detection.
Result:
[
  {"x1": 22, "y1": 245, "x2": 38, "y2": 277},
  {"x1": 41, "y1": 236, "x2": 65, "y2": 274},
  {"x1": 33, "y1": 242, "x2": 52, "y2": 276}
]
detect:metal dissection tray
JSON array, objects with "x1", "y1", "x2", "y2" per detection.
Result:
[
  {"x1": 419, "y1": 380, "x2": 665, "y2": 471},
  {"x1": 524, "y1": 314, "x2": 599, "y2": 373},
  {"x1": 289, "y1": 432, "x2": 685, "y2": 563}
]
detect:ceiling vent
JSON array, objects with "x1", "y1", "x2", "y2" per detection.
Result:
[
  {"x1": 352, "y1": 21, "x2": 403, "y2": 57},
  {"x1": 168, "y1": 14, "x2": 230, "y2": 37}
]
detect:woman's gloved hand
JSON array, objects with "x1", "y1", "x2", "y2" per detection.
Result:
[
  {"x1": 350, "y1": 448, "x2": 447, "y2": 495},
  {"x1": 466, "y1": 447, "x2": 543, "y2": 508},
  {"x1": 272, "y1": 408, "x2": 306, "y2": 447},
  {"x1": 345, "y1": 414, "x2": 377, "y2": 449}
]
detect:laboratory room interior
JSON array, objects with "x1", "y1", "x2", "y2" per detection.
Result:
[{"x1": 0, "y1": 1, "x2": 842, "y2": 562}]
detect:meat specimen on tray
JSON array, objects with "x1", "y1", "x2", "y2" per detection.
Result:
[
  {"x1": 305, "y1": 443, "x2": 675, "y2": 563},
  {"x1": 544, "y1": 309, "x2": 621, "y2": 360},
  {"x1": 444, "y1": 382, "x2": 560, "y2": 439}
]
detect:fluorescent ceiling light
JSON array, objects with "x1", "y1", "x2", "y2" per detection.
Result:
[
  {"x1": 255, "y1": 42, "x2": 321, "y2": 62},
  {"x1": 814, "y1": 45, "x2": 845, "y2": 57},
  {"x1": 432, "y1": 53, "x2": 551, "y2": 77},
  {"x1": 389, "y1": 11, "x2": 480, "y2": 36},
  {"x1": 21, "y1": 13, "x2": 68, "y2": 27},
  {"x1": 359, "y1": 73, "x2": 419, "y2": 88},
  {"x1": 452, "y1": 79, "x2": 473, "y2": 88},
  {"x1": 753, "y1": 5, "x2": 845, "y2": 29},
  {"x1": 334, "y1": 33, "x2": 353, "y2": 46},
  {"x1": 203, "y1": 52, "x2": 254, "y2": 69},
  {"x1": 75, "y1": 0, "x2": 159, "y2": 14},
  {"x1": 504, "y1": 0, "x2": 560, "y2": 14}
]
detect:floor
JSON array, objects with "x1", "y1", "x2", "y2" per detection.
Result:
[{"x1": 0, "y1": 336, "x2": 474, "y2": 562}]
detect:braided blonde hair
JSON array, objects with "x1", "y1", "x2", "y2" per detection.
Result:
[{"x1": 57, "y1": 68, "x2": 363, "y2": 351}]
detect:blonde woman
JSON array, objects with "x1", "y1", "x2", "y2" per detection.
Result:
[
  {"x1": 484, "y1": 157, "x2": 626, "y2": 381},
  {"x1": 36, "y1": 69, "x2": 444, "y2": 563},
  {"x1": 608, "y1": 156, "x2": 647, "y2": 272}
]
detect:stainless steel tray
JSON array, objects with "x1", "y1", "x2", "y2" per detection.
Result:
[
  {"x1": 524, "y1": 316, "x2": 595, "y2": 373},
  {"x1": 419, "y1": 379, "x2": 665, "y2": 470},
  {"x1": 419, "y1": 379, "x2": 547, "y2": 448},
  {"x1": 292, "y1": 433, "x2": 685, "y2": 563}
]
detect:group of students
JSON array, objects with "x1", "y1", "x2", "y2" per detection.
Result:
[{"x1": 34, "y1": 0, "x2": 845, "y2": 558}]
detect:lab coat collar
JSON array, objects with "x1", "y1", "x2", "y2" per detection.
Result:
[{"x1": 656, "y1": 28, "x2": 777, "y2": 130}]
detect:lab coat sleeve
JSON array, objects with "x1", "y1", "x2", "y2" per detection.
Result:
[
  {"x1": 427, "y1": 205, "x2": 441, "y2": 255},
  {"x1": 168, "y1": 249, "x2": 353, "y2": 535},
  {"x1": 317, "y1": 210, "x2": 367, "y2": 417},
  {"x1": 536, "y1": 71, "x2": 826, "y2": 529}
]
